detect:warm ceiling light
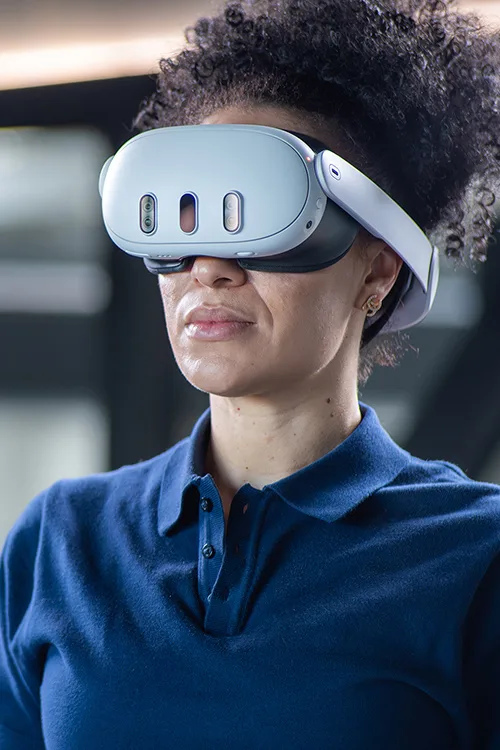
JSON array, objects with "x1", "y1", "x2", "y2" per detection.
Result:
[
  {"x1": 460, "y1": 1, "x2": 500, "y2": 22},
  {"x1": 0, "y1": 2, "x2": 498, "y2": 91},
  {"x1": 0, "y1": 35, "x2": 185, "y2": 90}
]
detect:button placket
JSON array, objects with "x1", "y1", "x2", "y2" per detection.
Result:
[
  {"x1": 198, "y1": 481, "x2": 225, "y2": 604},
  {"x1": 204, "y1": 487, "x2": 265, "y2": 636}
]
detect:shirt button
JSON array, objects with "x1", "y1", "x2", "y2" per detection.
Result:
[
  {"x1": 200, "y1": 497, "x2": 213, "y2": 512},
  {"x1": 202, "y1": 543, "x2": 216, "y2": 559}
]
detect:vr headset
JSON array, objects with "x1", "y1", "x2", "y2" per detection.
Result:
[{"x1": 98, "y1": 124, "x2": 439, "y2": 339}]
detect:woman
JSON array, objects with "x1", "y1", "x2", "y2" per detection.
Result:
[{"x1": 2, "y1": 0, "x2": 500, "y2": 748}]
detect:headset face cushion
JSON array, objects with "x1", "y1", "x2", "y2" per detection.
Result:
[{"x1": 144, "y1": 197, "x2": 360, "y2": 275}]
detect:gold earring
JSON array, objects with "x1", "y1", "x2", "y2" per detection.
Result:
[{"x1": 363, "y1": 294, "x2": 382, "y2": 317}]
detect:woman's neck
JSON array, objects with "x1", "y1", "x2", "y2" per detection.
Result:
[{"x1": 204, "y1": 383, "x2": 362, "y2": 503}]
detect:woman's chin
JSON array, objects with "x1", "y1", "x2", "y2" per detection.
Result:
[
  {"x1": 177, "y1": 363, "x2": 263, "y2": 397},
  {"x1": 186, "y1": 376, "x2": 257, "y2": 398}
]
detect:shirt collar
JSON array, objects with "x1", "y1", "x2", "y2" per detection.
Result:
[{"x1": 157, "y1": 402, "x2": 410, "y2": 535}]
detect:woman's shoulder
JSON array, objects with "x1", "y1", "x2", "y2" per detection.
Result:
[
  {"x1": 380, "y1": 451, "x2": 500, "y2": 528},
  {"x1": 2, "y1": 434, "x2": 191, "y2": 555},
  {"x1": 393, "y1": 451, "x2": 499, "y2": 493},
  {"x1": 52, "y1": 434, "x2": 189, "y2": 498}
]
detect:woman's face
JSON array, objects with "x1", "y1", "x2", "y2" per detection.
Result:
[{"x1": 158, "y1": 104, "x2": 385, "y2": 400}]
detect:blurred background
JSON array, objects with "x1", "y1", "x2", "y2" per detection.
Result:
[{"x1": 1, "y1": 0, "x2": 500, "y2": 547}]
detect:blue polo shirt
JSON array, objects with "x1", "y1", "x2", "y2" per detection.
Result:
[{"x1": 2, "y1": 403, "x2": 500, "y2": 749}]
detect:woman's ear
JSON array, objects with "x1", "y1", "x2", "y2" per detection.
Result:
[{"x1": 355, "y1": 237, "x2": 404, "y2": 311}]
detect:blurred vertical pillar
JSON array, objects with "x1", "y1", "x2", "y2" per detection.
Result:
[{"x1": 405, "y1": 227, "x2": 500, "y2": 477}]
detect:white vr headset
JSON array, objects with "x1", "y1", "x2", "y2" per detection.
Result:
[{"x1": 98, "y1": 124, "x2": 439, "y2": 335}]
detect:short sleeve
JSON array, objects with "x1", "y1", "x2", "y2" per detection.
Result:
[{"x1": 0, "y1": 493, "x2": 47, "y2": 749}]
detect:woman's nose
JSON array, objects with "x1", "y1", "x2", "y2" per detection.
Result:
[{"x1": 189, "y1": 255, "x2": 247, "y2": 287}]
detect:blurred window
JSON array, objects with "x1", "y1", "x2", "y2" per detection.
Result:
[
  {"x1": 0, "y1": 397, "x2": 108, "y2": 549},
  {"x1": 0, "y1": 126, "x2": 112, "y2": 312},
  {"x1": 0, "y1": 126, "x2": 112, "y2": 548}
]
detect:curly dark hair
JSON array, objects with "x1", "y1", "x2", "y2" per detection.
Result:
[{"x1": 133, "y1": 0, "x2": 500, "y2": 383}]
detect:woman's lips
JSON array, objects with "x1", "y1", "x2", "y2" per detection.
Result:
[{"x1": 185, "y1": 321, "x2": 254, "y2": 341}]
